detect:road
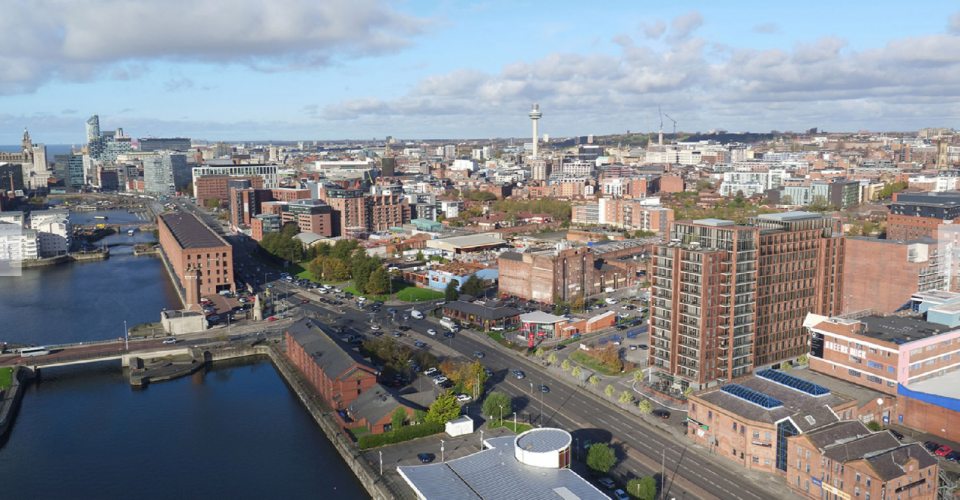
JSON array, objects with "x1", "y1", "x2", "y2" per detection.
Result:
[{"x1": 298, "y1": 295, "x2": 787, "y2": 500}]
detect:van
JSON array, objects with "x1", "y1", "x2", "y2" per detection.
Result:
[
  {"x1": 411, "y1": 310, "x2": 424, "y2": 320},
  {"x1": 605, "y1": 298, "x2": 618, "y2": 305}
]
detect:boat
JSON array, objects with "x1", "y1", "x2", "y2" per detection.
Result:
[
  {"x1": 94, "y1": 216, "x2": 108, "y2": 220},
  {"x1": 128, "y1": 229, "x2": 135, "y2": 236}
]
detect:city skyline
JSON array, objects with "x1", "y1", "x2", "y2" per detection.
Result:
[{"x1": 3, "y1": 1, "x2": 960, "y2": 143}]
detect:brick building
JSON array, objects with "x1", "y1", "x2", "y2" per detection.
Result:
[
  {"x1": 659, "y1": 175, "x2": 684, "y2": 193},
  {"x1": 786, "y1": 420, "x2": 937, "y2": 500},
  {"x1": 887, "y1": 192, "x2": 960, "y2": 241},
  {"x1": 650, "y1": 212, "x2": 843, "y2": 392},
  {"x1": 251, "y1": 214, "x2": 281, "y2": 242},
  {"x1": 319, "y1": 186, "x2": 409, "y2": 234},
  {"x1": 281, "y1": 199, "x2": 335, "y2": 237},
  {"x1": 498, "y1": 246, "x2": 638, "y2": 303},
  {"x1": 195, "y1": 175, "x2": 262, "y2": 207},
  {"x1": 157, "y1": 212, "x2": 234, "y2": 304},
  {"x1": 843, "y1": 237, "x2": 947, "y2": 314}
]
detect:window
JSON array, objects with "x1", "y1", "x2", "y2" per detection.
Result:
[
  {"x1": 798, "y1": 447, "x2": 803, "y2": 457},
  {"x1": 856, "y1": 473, "x2": 861, "y2": 483},
  {"x1": 807, "y1": 450, "x2": 811, "y2": 460},
  {"x1": 888, "y1": 366, "x2": 895, "y2": 374},
  {"x1": 741, "y1": 426, "x2": 745, "y2": 434},
  {"x1": 764, "y1": 459, "x2": 771, "y2": 466},
  {"x1": 855, "y1": 487, "x2": 860, "y2": 497},
  {"x1": 709, "y1": 411, "x2": 713, "y2": 419},
  {"x1": 734, "y1": 423, "x2": 738, "y2": 431},
  {"x1": 866, "y1": 478, "x2": 871, "y2": 487},
  {"x1": 849, "y1": 369, "x2": 861, "y2": 377},
  {"x1": 910, "y1": 363, "x2": 921, "y2": 371},
  {"x1": 765, "y1": 432, "x2": 772, "y2": 441},
  {"x1": 752, "y1": 457, "x2": 759, "y2": 463}
]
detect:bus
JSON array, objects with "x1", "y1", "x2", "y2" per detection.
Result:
[{"x1": 20, "y1": 346, "x2": 50, "y2": 357}]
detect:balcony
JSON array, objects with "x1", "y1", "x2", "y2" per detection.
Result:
[
  {"x1": 733, "y1": 348, "x2": 753, "y2": 359},
  {"x1": 677, "y1": 358, "x2": 699, "y2": 370},
  {"x1": 678, "y1": 318, "x2": 700, "y2": 329},
  {"x1": 718, "y1": 351, "x2": 729, "y2": 361},
  {"x1": 680, "y1": 276, "x2": 702, "y2": 286},
  {"x1": 651, "y1": 349, "x2": 671, "y2": 363},
  {"x1": 678, "y1": 339, "x2": 699, "y2": 349}
]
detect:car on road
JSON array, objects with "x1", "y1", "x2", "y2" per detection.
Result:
[
  {"x1": 163, "y1": 338, "x2": 179, "y2": 344},
  {"x1": 652, "y1": 409, "x2": 671, "y2": 419},
  {"x1": 937, "y1": 445, "x2": 953, "y2": 456},
  {"x1": 266, "y1": 284, "x2": 274, "y2": 288},
  {"x1": 301, "y1": 299, "x2": 309, "y2": 304},
  {"x1": 889, "y1": 429, "x2": 904, "y2": 440},
  {"x1": 267, "y1": 317, "x2": 277, "y2": 322},
  {"x1": 444, "y1": 332, "x2": 454, "y2": 338},
  {"x1": 427, "y1": 329, "x2": 437, "y2": 336},
  {"x1": 473, "y1": 351, "x2": 484, "y2": 358},
  {"x1": 924, "y1": 441, "x2": 941, "y2": 452},
  {"x1": 399, "y1": 325, "x2": 410, "y2": 331},
  {"x1": 598, "y1": 477, "x2": 616, "y2": 489},
  {"x1": 456, "y1": 394, "x2": 472, "y2": 403},
  {"x1": 370, "y1": 325, "x2": 381, "y2": 331},
  {"x1": 483, "y1": 368, "x2": 493, "y2": 377},
  {"x1": 490, "y1": 325, "x2": 504, "y2": 331},
  {"x1": 512, "y1": 370, "x2": 525, "y2": 379},
  {"x1": 538, "y1": 385, "x2": 549, "y2": 393},
  {"x1": 553, "y1": 344, "x2": 565, "y2": 351},
  {"x1": 630, "y1": 345, "x2": 637, "y2": 350},
  {"x1": 417, "y1": 453, "x2": 434, "y2": 464},
  {"x1": 414, "y1": 341, "x2": 425, "y2": 348},
  {"x1": 424, "y1": 367, "x2": 438, "y2": 377},
  {"x1": 638, "y1": 344, "x2": 649, "y2": 350}
]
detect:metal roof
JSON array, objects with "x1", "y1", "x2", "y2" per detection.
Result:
[
  {"x1": 515, "y1": 428, "x2": 571, "y2": 453},
  {"x1": 160, "y1": 212, "x2": 228, "y2": 250}
]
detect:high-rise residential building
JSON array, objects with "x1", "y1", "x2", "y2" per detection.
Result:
[
  {"x1": 190, "y1": 165, "x2": 279, "y2": 198},
  {"x1": 443, "y1": 145, "x2": 456, "y2": 159},
  {"x1": 650, "y1": 212, "x2": 843, "y2": 391},
  {"x1": 144, "y1": 154, "x2": 189, "y2": 196},
  {"x1": 52, "y1": 154, "x2": 83, "y2": 189},
  {"x1": 85, "y1": 115, "x2": 100, "y2": 143},
  {"x1": 138, "y1": 137, "x2": 192, "y2": 152},
  {"x1": 531, "y1": 159, "x2": 551, "y2": 181}
]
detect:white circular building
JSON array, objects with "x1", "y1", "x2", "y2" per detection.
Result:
[{"x1": 513, "y1": 428, "x2": 572, "y2": 469}]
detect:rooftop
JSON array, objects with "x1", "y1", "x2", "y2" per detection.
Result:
[
  {"x1": 519, "y1": 311, "x2": 568, "y2": 324},
  {"x1": 444, "y1": 301, "x2": 520, "y2": 321},
  {"x1": 428, "y1": 233, "x2": 506, "y2": 250},
  {"x1": 398, "y1": 433, "x2": 608, "y2": 500},
  {"x1": 694, "y1": 218, "x2": 736, "y2": 227},
  {"x1": 515, "y1": 428, "x2": 571, "y2": 453},
  {"x1": 159, "y1": 212, "x2": 228, "y2": 250},
  {"x1": 756, "y1": 211, "x2": 823, "y2": 222},
  {"x1": 858, "y1": 315, "x2": 952, "y2": 344}
]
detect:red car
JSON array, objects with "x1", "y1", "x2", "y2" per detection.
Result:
[
  {"x1": 301, "y1": 299, "x2": 309, "y2": 304},
  {"x1": 936, "y1": 446, "x2": 953, "y2": 456},
  {"x1": 267, "y1": 317, "x2": 278, "y2": 322}
]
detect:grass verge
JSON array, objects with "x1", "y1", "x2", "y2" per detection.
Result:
[
  {"x1": 348, "y1": 426, "x2": 369, "y2": 435},
  {"x1": 0, "y1": 366, "x2": 13, "y2": 388},
  {"x1": 570, "y1": 350, "x2": 624, "y2": 377},
  {"x1": 487, "y1": 419, "x2": 533, "y2": 434}
]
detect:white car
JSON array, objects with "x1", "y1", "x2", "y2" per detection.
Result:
[
  {"x1": 598, "y1": 478, "x2": 616, "y2": 489},
  {"x1": 370, "y1": 325, "x2": 381, "y2": 331},
  {"x1": 613, "y1": 489, "x2": 629, "y2": 500},
  {"x1": 427, "y1": 329, "x2": 437, "y2": 336},
  {"x1": 456, "y1": 394, "x2": 472, "y2": 403},
  {"x1": 333, "y1": 288, "x2": 342, "y2": 293},
  {"x1": 490, "y1": 326, "x2": 504, "y2": 331},
  {"x1": 163, "y1": 338, "x2": 179, "y2": 344},
  {"x1": 423, "y1": 367, "x2": 438, "y2": 377},
  {"x1": 432, "y1": 376, "x2": 448, "y2": 385}
]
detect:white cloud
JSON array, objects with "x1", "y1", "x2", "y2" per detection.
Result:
[
  {"x1": 0, "y1": 0, "x2": 429, "y2": 94},
  {"x1": 320, "y1": 12, "x2": 960, "y2": 134},
  {"x1": 639, "y1": 20, "x2": 666, "y2": 40},
  {"x1": 950, "y1": 8, "x2": 960, "y2": 33}
]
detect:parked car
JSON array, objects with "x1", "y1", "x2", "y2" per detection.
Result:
[
  {"x1": 267, "y1": 317, "x2": 277, "y2": 322},
  {"x1": 490, "y1": 326, "x2": 505, "y2": 331},
  {"x1": 924, "y1": 441, "x2": 941, "y2": 452},
  {"x1": 456, "y1": 394, "x2": 472, "y2": 403},
  {"x1": 423, "y1": 367, "x2": 438, "y2": 377},
  {"x1": 432, "y1": 376, "x2": 448, "y2": 385},
  {"x1": 937, "y1": 446, "x2": 953, "y2": 456},
  {"x1": 598, "y1": 477, "x2": 616, "y2": 489},
  {"x1": 553, "y1": 344, "x2": 565, "y2": 351},
  {"x1": 439, "y1": 380, "x2": 454, "y2": 389},
  {"x1": 370, "y1": 325, "x2": 381, "y2": 331},
  {"x1": 946, "y1": 451, "x2": 960, "y2": 462},
  {"x1": 652, "y1": 409, "x2": 671, "y2": 419},
  {"x1": 613, "y1": 489, "x2": 629, "y2": 500},
  {"x1": 417, "y1": 453, "x2": 433, "y2": 464},
  {"x1": 889, "y1": 429, "x2": 904, "y2": 440}
]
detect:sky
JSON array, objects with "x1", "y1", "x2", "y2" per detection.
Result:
[{"x1": 3, "y1": 0, "x2": 960, "y2": 144}]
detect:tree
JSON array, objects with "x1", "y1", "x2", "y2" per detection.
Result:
[
  {"x1": 413, "y1": 409, "x2": 428, "y2": 424},
  {"x1": 626, "y1": 476, "x2": 658, "y2": 500},
  {"x1": 589, "y1": 375, "x2": 600, "y2": 387},
  {"x1": 571, "y1": 365, "x2": 582, "y2": 380},
  {"x1": 460, "y1": 274, "x2": 485, "y2": 297},
  {"x1": 426, "y1": 392, "x2": 461, "y2": 424},
  {"x1": 586, "y1": 442, "x2": 616, "y2": 475},
  {"x1": 619, "y1": 391, "x2": 633, "y2": 404},
  {"x1": 633, "y1": 370, "x2": 643, "y2": 383},
  {"x1": 808, "y1": 195, "x2": 831, "y2": 213},
  {"x1": 391, "y1": 406, "x2": 407, "y2": 431},
  {"x1": 797, "y1": 354, "x2": 810, "y2": 366},
  {"x1": 561, "y1": 359, "x2": 571, "y2": 371},
  {"x1": 416, "y1": 250, "x2": 424, "y2": 261},
  {"x1": 204, "y1": 197, "x2": 221, "y2": 209},
  {"x1": 366, "y1": 267, "x2": 392, "y2": 296},
  {"x1": 482, "y1": 392, "x2": 512, "y2": 421},
  {"x1": 637, "y1": 399, "x2": 653, "y2": 414},
  {"x1": 333, "y1": 260, "x2": 352, "y2": 281},
  {"x1": 780, "y1": 361, "x2": 793, "y2": 371},
  {"x1": 605, "y1": 385, "x2": 616, "y2": 398},
  {"x1": 534, "y1": 346, "x2": 546, "y2": 358},
  {"x1": 547, "y1": 353, "x2": 558, "y2": 365},
  {"x1": 684, "y1": 387, "x2": 694, "y2": 398},
  {"x1": 695, "y1": 179, "x2": 713, "y2": 191},
  {"x1": 444, "y1": 280, "x2": 461, "y2": 301},
  {"x1": 780, "y1": 194, "x2": 794, "y2": 205},
  {"x1": 307, "y1": 257, "x2": 325, "y2": 281}
]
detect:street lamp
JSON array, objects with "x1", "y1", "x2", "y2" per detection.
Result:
[
  {"x1": 499, "y1": 404, "x2": 504, "y2": 426},
  {"x1": 480, "y1": 429, "x2": 484, "y2": 450},
  {"x1": 379, "y1": 450, "x2": 383, "y2": 475},
  {"x1": 513, "y1": 411, "x2": 517, "y2": 431},
  {"x1": 441, "y1": 439, "x2": 445, "y2": 462}
]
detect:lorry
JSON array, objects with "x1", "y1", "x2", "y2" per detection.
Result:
[
  {"x1": 411, "y1": 310, "x2": 424, "y2": 320},
  {"x1": 440, "y1": 317, "x2": 459, "y2": 332}
]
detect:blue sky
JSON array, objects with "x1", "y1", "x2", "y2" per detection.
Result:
[{"x1": 3, "y1": 0, "x2": 960, "y2": 143}]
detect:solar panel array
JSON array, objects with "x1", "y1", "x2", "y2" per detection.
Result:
[
  {"x1": 756, "y1": 369, "x2": 830, "y2": 396},
  {"x1": 721, "y1": 384, "x2": 784, "y2": 409}
]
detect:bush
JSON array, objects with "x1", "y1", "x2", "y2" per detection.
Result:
[
  {"x1": 357, "y1": 421, "x2": 444, "y2": 450},
  {"x1": 866, "y1": 421, "x2": 882, "y2": 432}
]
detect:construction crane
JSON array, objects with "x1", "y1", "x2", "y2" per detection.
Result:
[
  {"x1": 658, "y1": 106, "x2": 664, "y2": 146},
  {"x1": 663, "y1": 113, "x2": 678, "y2": 143}
]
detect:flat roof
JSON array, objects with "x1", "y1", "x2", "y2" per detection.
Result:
[
  {"x1": 519, "y1": 311, "x2": 568, "y2": 324},
  {"x1": 906, "y1": 367, "x2": 960, "y2": 400},
  {"x1": 160, "y1": 212, "x2": 228, "y2": 250},
  {"x1": 398, "y1": 434, "x2": 608, "y2": 500},
  {"x1": 515, "y1": 428, "x2": 571, "y2": 453},
  {"x1": 693, "y1": 218, "x2": 735, "y2": 227},
  {"x1": 429, "y1": 233, "x2": 505, "y2": 249},
  {"x1": 858, "y1": 315, "x2": 952, "y2": 343},
  {"x1": 756, "y1": 211, "x2": 823, "y2": 221}
]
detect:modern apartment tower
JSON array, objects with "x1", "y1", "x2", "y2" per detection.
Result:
[
  {"x1": 649, "y1": 212, "x2": 844, "y2": 392},
  {"x1": 529, "y1": 103, "x2": 541, "y2": 159}
]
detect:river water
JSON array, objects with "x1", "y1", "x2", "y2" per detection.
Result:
[
  {"x1": 0, "y1": 359, "x2": 369, "y2": 500},
  {"x1": 0, "y1": 210, "x2": 370, "y2": 499}
]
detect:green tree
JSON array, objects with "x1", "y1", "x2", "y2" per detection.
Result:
[
  {"x1": 535, "y1": 347, "x2": 546, "y2": 358},
  {"x1": 307, "y1": 257, "x2": 325, "y2": 281},
  {"x1": 589, "y1": 375, "x2": 600, "y2": 387},
  {"x1": 460, "y1": 274, "x2": 485, "y2": 297},
  {"x1": 444, "y1": 280, "x2": 461, "y2": 301},
  {"x1": 586, "y1": 442, "x2": 616, "y2": 475},
  {"x1": 684, "y1": 387, "x2": 694, "y2": 397},
  {"x1": 808, "y1": 195, "x2": 831, "y2": 213},
  {"x1": 637, "y1": 399, "x2": 653, "y2": 414},
  {"x1": 547, "y1": 352, "x2": 558, "y2": 365},
  {"x1": 633, "y1": 370, "x2": 644, "y2": 383},
  {"x1": 482, "y1": 392, "x2": 512, "y2": 421},
  {"x1": 415, "y1": 250, "x2": 425, "y2": 261},
  {"x1": 426, "y1": 392, "x2": 461, "y2": 424},
  {"x1": 413, "y1": 409, "x2": 428, "y2": 424},
  {"x1": 366, "y1": 267, "x2": 392, "y2": 296},
  {"x1": 391, "y1": 406, "x2": 407, "y2": 431},
  {"x1": 332, "y1": 260, "x2": 352, "y2": 281},
  {"x1": 780, "y1": 361, "x2": 793, "y2": 371},
  {"x1": 605, "y1": 385, "x2": 616, "y2": 398},
  {"x1": 797, "y1": 354, "x2": 810, "y2": 366},
  {"x1": 330, "y1": 239, "x2": 360, "y2": 260},
  {"x1": 695, "y1": 179, "x2": 713, "y2": 191},
  {"x1": 626, "y1": 476, "x2": 657, "y2": 500},
  {"x1": 571, "y1": 365, "x2": 582, "y2": 380},
  {"x1": 204, "y1": 197, "x2": 221, "y2": 209},
  {"x1": 619, "y1": 391, "x2": 633, "y2": 404},
  {"x1": 561, "y1": 359, "x2": 571, "y2": 371}
]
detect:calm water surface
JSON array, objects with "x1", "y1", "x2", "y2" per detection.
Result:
[{"x1": 0, "y1": 359, "x2": 370, "y2": 500}]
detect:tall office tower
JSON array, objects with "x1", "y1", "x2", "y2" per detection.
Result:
[
  {"x1": 143, "y1": 154, "x2": 189, "y2": 196},
  {"x1": 85, "y1": 115, "x2": 100, "y2": 143},
  {"x1": 529, "y1": 103, "x2": 541, "y2": 158},
  {"x1": 649, "y1": 212, "x2": 843, "y2": 392}
]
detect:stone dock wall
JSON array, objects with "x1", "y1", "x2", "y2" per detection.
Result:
[{"x1": 0, "y1": 367, "x2": 29, "y2": 441}]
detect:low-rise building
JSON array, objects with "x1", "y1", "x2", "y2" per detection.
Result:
[{"x1": 441, "y1": 301, "x2": 521, "y2": 330}]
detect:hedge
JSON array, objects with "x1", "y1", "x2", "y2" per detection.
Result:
[{"x1": 357, "y1": 421, "x2": 444, "y2": 450}]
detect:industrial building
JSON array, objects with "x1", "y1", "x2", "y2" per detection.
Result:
[{"x1": 157, "y1": 212, "x2": 234, "y2": 306}]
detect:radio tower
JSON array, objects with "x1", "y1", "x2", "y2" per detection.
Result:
[{"x1": 529, "y1": 103, "x2": 542, "y2": 159}]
